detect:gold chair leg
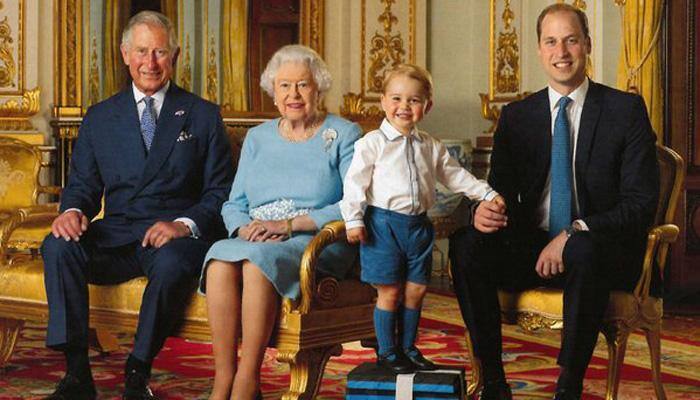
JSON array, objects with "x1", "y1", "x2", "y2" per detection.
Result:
[
  {"x1": 88, "y1": 327, "x2": 120, "y2": 354},
  {"x1": 644, "y1": 327, "x2": 667, "y2": 400},
  {"x1": 277, "y1": 344, "x2": 342, "y2": 400},
  {"x1": 602, "y1": 322, "x2": 630, "y2": 400},
  {"x1": 464, "y1": 330, "x2": 483, "y2": 399},
  {"x1": 0, "y1": 317, "x2": 24, "y2": 368}
]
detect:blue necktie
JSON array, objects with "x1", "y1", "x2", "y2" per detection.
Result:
[
  {"x1": 140, "y1": 96, "x2": 156, "y2": 151},
  {"x1": 549, "y1": 96, "x2": 572, "y2": 238}
]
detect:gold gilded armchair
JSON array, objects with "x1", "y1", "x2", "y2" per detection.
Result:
[
  {"x1": 0, "y1": 137, "x2": 60, "y2": 260},
  {"x1": 462, "y1": 145, "x2": 684, "y2": 400}
]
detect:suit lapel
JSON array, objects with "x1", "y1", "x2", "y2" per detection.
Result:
[
  {"x1": 575, "y1": 81, "x2": 602, "y2": 214},
  {"x1": 529, "y1": 89, "x2": 552, "y2": 190},
  {"x1": 112, "y1": 88, "x2": 147, "y2": 166},
  {"x1": 134, "y1": 84, "x2": 192, "y2": 194}
]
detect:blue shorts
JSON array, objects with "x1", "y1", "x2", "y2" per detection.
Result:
[{"x1": 360, "y1": 206, "x2": 434, "y2": 285}]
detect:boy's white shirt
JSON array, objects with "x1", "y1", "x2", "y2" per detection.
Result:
[{"x1": 340, "y1": 118, "x2": 498, "y2": 229}]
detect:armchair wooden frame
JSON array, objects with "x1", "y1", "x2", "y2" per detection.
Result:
[{"x1": 461, "y1": 145, "x2": 684, "y2": 400}]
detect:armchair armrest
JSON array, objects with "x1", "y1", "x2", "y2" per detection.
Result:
[
  {"x1": 0, "y1": 203, "x2": 59, "y2": 262},
  {"x1": 38, "y1": 185, "x2": 63, "y2": 196},
  {"x1": 633, "y1": 223, "x2": 680, "y2": 300},
  {"x1": 292, "y1": 220, "x2": 348, "y2": 315}
]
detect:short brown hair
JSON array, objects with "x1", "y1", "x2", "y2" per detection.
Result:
[
  {"x1": 382, "y1": 64, "x2": 433, "y2": 100},
  {"x1": 536, "y1": 4, "x2": 590, "y2": 42}
]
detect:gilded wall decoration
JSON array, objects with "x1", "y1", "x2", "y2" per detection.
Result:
[
  {"x1": 0, "y1": 16, "x2": 16, "y2": 88},
  {"x1": 179, "y1": 34, "x2": 192, "y2": 92},
  {"x1": 367, "y1": 0, "x2": 406, "y2": 94},
  {"x1": 0, "y1": 0, "x2": 23, "y2": 94},
  {"x1": 495, "y1": 0, "x2": 519, "y2": 94},
  {"x1": 206, "y1": 34, "x2": 218, "y2": 103},
  {"x1": 88, "y1": 36, "x2": 100, "y2": 107},
  {"x1": 361, "y1": 0, "x2": 415, "y2": 100}
]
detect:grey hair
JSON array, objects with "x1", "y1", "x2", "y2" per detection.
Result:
[
  {"x1": 260, "y1": 45, "x2": 332, "y2": 98},
  {"x1": 121, "y1": 11, "x2": 179, "y2": 52}
]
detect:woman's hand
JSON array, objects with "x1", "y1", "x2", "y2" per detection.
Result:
[{"x1": 239, "y1": 220, "x2": 289, "y2": 242}]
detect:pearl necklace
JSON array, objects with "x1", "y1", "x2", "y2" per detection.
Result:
[{"x1": 278, "y1": 113, "x2": 325, "y2": 142}]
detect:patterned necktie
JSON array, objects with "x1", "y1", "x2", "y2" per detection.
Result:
[
  {"x1": 140, "y1": 96, "x2": 156, "y2": 151},
  {"x1": 549, "y1": 96, "x2": 573, "y2": 238}
]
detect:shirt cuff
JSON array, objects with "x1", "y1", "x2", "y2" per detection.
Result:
[
  {"x1": 573, "y1": 219, "x2": 589, "y2": 231},
  {"x1": 174, "y1": 217, "x2": 200, "y2": 238},
  {"x1": 482, "y1": 190, "x2": 499, "y2": 202},
  {"x1": 64, "y1": 208, "x2": 83, "y2": 214},
  {"x1": 345, "y1": 219, "x2": 365, "y2": 230}
]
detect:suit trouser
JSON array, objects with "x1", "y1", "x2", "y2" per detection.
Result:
[
  {"x1": 42, "y1": 234, "x2": 209, "y2": 362},
  {"x1": 449, "y1": 227, "x2": 613, "y2": 374}
]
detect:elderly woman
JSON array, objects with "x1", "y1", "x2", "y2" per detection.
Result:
[{"x1": 201, "y1": 44, "x2": 362, "y2": 400}]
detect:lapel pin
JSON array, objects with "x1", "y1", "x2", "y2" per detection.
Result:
[{"x1": 174, "y1": 110, "x2": 185, "y2": 116}]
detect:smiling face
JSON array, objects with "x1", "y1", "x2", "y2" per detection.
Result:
[
  {"x1": 120, "y1": 23, "x2": 178, "y2": 96},
  {"x1": 537, "y1": 10, "x2": 591, "y2": 95},
  {"x1": 380, "y1": 74, "x2": 432, "y2": 135},
  {"x1": 273, "y1": 61, "x2": 319, "y2": 123}
]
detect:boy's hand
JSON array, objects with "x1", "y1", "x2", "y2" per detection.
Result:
[
  {"x1": 474, "y1": 196, "x2": 507, "y2": 233},
  {"x1": 346, "y1": 227, "x2": 367, "y2": 244}
]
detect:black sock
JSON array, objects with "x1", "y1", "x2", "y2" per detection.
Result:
[
  {"x1": 125, "y1": 354, "x2": 152, "y2": 378},
  {"x1": 556, "y1": 366, "x2": 584, "y2": 393},
  {"x1": 481, "y1": 356, "x2": 506, "y2": 383},
  {"x1": 64, "y1": 347, "x2": 92, "y2": 382}
]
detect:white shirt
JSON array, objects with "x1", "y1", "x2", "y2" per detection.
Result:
[
  {"x1": 341, "y1": 119, "x2": 497, "y2": 229},
  {"x1": 67, "y1": 80, "x2": 199, "y2": 238},
  {"x1": 536, "y1": 77, "x2": 589, "y2": 231}
]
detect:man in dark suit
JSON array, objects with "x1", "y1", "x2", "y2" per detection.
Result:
[
  {"x1": 449, "y1": 4, "x2": 659, "y2": 400},
  {"x1": 41, "y1": 11, "x2": 233, "y2": 400}
]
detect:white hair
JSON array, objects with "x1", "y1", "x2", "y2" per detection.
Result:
[
  {"x1": 260, "y1": 45, "x2": 332, "y2": 98},
  {"x1": 121, "y1": 10, "x2": 179, "y2": 52}
]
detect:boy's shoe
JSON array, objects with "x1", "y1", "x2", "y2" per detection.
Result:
[
  {"x1": 44, "y1": 374, "x2": 97, "y2": 400},
  {"x1": 123, "y1": 369, "x2": 158, "y2": 400},
  {"x1": 377, "y1": 351, "x2": 415, "y2": 374},
  {"x1": 404, "y1": 347, "x2": 437, "y2": 370}
]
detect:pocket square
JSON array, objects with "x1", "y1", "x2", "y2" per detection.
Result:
[{"x1": 176, "y1": 131, "x2": 193, "y2": 142}]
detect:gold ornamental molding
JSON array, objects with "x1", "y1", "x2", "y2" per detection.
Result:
[
  {"x1": 54, "y1": 0, "x2": 82, "y2": 109},
  {"x1": 179, "y1": 34, "x2": 192, "y2": 92},
  {"x1": 206, "y1": 34, "x2": 218, "y2": 103},
  {"x1": 88, "y1": 35, "x2": 99, "y2": 107},
  {"x1": 0, "y1": 87, "x2": 40, "y2": 131},
  {"x1": 494, "y1": 0, "x2": 519, "y2": 94},
  {"x1": 0, "y1": 0, "x2": 24, "y2": 94},
  {"x1": 301, "y1": 0, "x2": 324, "y2": 58}
]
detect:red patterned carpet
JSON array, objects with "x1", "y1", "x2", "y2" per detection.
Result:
[{"x1": 1, "y1": 293, "x2": 699, "y2": 399}]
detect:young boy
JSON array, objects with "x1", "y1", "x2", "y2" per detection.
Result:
[{"x1": 340, "y1": 64, "x2": 506, "y2": 374}]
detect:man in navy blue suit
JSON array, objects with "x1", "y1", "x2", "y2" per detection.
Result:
[
  {"x1": 449, "y1": 4, "x2": 659, "y2": 400},
  {"x1": 41, "y1": 11, "x2": 233, "y2": 400}
]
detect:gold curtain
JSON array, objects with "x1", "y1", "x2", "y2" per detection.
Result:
[
  {"x1": 616, "y1": 0, "x2": 664, "y2": 140},
  {"x1": 222, "y1": 0, "x2": 249, "y2": 112},
  {"x1": 103, "y1": 0, "x2": 131, "y2": 97}
]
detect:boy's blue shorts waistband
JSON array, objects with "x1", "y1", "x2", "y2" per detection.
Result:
[{"x1": 366, "y1": 205, "x2": 428, "y2": 223}]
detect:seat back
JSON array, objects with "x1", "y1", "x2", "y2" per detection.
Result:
[
  {"x1": 0, "y1": 137, "x2": 42, "y2": 210},
  {"x1": 653, "y1": 144, "x2": 684, "y2": 270}
]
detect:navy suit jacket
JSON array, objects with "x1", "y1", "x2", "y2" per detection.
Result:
[
  {"x1": 490, "y1": 81, "x2": 659, "y2": 280},
  {"x1": 60, "y1": 83, "x2": 234, "y2": 247}
]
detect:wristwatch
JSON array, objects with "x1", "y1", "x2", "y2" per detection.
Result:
[{"x1": 564, "y1": 220, "x2": 584, "y2": 238}]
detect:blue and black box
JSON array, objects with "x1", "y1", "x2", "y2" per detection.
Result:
[{"x1": 346, "y1": 362, "x2": 466, "y2": 399}]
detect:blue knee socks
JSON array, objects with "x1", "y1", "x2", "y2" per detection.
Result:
[
  {"x1": 401, "y1": 306, "x2": 421, "y2": 353},
  {"x1": 374, "y1": 307, "x2": 396, "y2": 357}
]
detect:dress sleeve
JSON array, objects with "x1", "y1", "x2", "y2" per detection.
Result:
[
  {"x1": 221, "y1": 133, "x2": 254, "y2": 236},
  {"x1": 308, "y1": 121, "x2": 362, "y2": 228}
]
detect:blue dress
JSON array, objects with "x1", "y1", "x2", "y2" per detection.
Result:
[{"x1": 200, "y1": 114, "x2": 362, "y2": 299}]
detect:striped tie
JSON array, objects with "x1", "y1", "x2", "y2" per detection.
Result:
[
  {"x1": 549, "y1": 96, "x2": 572, "y2": 238},
  {"x1": 140, "y1": 96, "x2": 156, "y2": 151}
]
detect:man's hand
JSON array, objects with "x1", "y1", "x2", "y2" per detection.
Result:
[
  {"x1": 142, "y1": 221, "x2": 191, "y2": 248},
  {"x1": 346, "y1": 227, "x2": 367, "y2": 244},
  {"x1": 51, "y1": 210, "x2": 89, "y2": 241},
  {"x1": 535, "y1": 231, "x2": 568, "y2": 278},
  {"x1": 474, "y1": 196, "x2": 507, "y2": 233}
]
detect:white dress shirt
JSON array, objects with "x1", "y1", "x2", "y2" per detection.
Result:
[
  {"x1": 341, "y1": 119, "x2": 498, "y2": 229},
  {"x1": 536, "y1": 77, "x2": 589, "y2": 231},
  {"x1": 67, "y1": 81, "x2": 200, "y2": 238}
]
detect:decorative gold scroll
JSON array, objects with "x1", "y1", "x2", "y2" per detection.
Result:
[
  {"x1": 367, "y1": 0, "x2": 406, "y2": 94},
  {"x1": 179, "y1": 34, "x2": 192, "y2": 92},
  {"x1": 206, "y1": 34, "x2": 218, "y2": 103},
  {"x1": 0, "y1": 0, "x2": 23, "y2": 94}
]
